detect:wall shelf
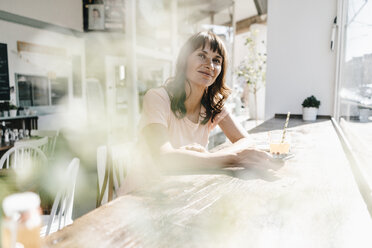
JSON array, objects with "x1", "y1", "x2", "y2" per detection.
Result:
[{"x1": 0, "y1": 115, "x2": 38, "y2": 130}]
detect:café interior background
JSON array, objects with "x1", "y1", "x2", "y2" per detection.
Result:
[{"x1": 0, "y1": 0, "x2": 372, "y2": 217}]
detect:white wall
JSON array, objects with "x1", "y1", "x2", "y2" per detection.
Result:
[
  {"x1": 0, "y1": 0, "x2": 83, "y2": 31},
  {"x1": 0, "y1": 0, "x2": 85, "y2": 129},
  {"x1": 0, "y1": 19, "x2": 86, "y2": 129},
  {"x1": 265, "y1": 0, "x2": 337, "y2": 119}
]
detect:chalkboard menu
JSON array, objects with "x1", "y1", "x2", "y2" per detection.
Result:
[{"x1": 0, "y1": 43, "x2": 10, "y2": 100}]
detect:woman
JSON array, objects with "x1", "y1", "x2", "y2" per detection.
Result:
[{"x1": 139, "y1": 31, "x2": 273, "y2": 171}]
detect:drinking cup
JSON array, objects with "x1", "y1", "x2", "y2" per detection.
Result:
[{"x1": 268, "y1": 130, "x2": 290, "y2": 154}]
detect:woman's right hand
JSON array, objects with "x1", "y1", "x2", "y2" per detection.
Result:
[
  {"x1": 234, "y1": 148, "x2": 284, "y2": 169},
  {"x1": 235, "y1": 148, "x2": 270, "y2": 163}
]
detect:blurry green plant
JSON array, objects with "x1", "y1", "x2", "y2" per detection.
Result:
[
  {"x1": 9, "y1": 104, "x2": 18, "y2": 110},
  {"x1": 302, "y1": 95, "x2": 321, "y2": 108}
]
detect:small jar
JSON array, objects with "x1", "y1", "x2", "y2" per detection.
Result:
[
  {"x1": 2, "y1": 192, "x2": 42, "y2": 248},
  {"x1": 13, "y1": 129, "x2": 19, "y2": 141},
  {"x1": 4, "y1": 129, "x2": 9, "y2": 143},
  {"x1": 24, "y1": 130, "x2": 30, "y2": 138},
  {"x1": 18, "y1": 129, "x2": 24, "y2": 140}
]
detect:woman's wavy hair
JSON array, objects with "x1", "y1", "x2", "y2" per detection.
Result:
[{"x1": 164, "y1": 31, "x2": 231, "y2": 124}]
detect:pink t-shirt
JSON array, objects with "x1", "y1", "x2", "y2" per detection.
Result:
[{"x1": 139, "y1": 87, "x2": 228, "y2": 148}]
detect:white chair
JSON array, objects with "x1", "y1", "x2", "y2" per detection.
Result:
[
  {"x1": 30, "y1": 130, "x2": 59, "y2": 158},
  {"x1": 97, "y1": 146, "x2": 109, "y2": 205},
  {"x1": 14, "y1": 136, "x2": 49, "y2": 155},
  {"x1": 40, "y1": 158, "x2": 80, "y2": 236},
  {"x1": 96, "y1": 143, "x2": 131, "y2": 206},
  {"x1": 0, "y1": 144, "x2": 47, "y2": 170}
]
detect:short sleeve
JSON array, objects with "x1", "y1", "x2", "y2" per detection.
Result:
[
  {"x1": 209, "y1": 107, "x2": 229, "y2": 130},
  {"x1": 139, "y1": 88, "x2": 170, "y2": 131}
]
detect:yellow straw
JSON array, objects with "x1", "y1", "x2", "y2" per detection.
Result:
[{"x1": 281, "y1": 112, "x2": 291, "y2": 143}]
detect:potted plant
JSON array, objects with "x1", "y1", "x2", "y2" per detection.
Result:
[
  {"x1": 9, "y1": 104, "x2": 18, "y2": 117},
  {"x1": 302, "y1": 95, "x2": 321, "y2": 121}
]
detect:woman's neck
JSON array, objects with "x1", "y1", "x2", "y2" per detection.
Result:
[{"x1": 185, "y1": 83, "x2": 205, "y2": 115}]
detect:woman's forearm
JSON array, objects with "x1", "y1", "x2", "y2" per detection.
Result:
[
  {"x1": 155, "y1": 137, "x2": 260, "y2": 171},
  {"x1": 216, "y1": 137, "x2": 254, "y2": 154},
  {"x1": 156, "y1": 148, "x2": 237, "y2": 171}
]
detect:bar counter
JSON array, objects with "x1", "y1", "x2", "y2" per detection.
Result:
[{"x1": 43, "y1": 118, "x2": 372, "y2": 247}]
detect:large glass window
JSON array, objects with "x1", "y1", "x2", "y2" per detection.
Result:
[
  {"x1": 16, "y1": 74, "x2": 68, "y2": 107},
  {"x1": 16, "y1": 74, "x2": 49, "y2": 107},
  {"x1": 338, "y1": 0, "x2": 372, "y2": 179}
]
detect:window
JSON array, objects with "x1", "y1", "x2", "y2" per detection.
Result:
[
  {"x1": 16, "y1": 74, "x2": 68, "y2": 107},
  {"x1": 16, "y1": 74, "x2": 49, "y2": 107},
  {"x1": 337, "y1": 0, "x2": 372, "y2": 181}
]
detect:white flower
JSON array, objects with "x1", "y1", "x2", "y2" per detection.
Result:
[{"x1": 236, "y1": 31, "x2": 267, "y2": 90}]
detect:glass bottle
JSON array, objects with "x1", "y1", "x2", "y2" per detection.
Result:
[
  {"x1": 8, "y1": 130, "x2": 14, "y2": 143},
  {"x1": 25, "y1": 130, "x2": 30, "y2": 139},
  {"x1": 13, "y1": 129, "x2": 18, "y2": 141},
  {"x1": 4, "y1": 129, "x2": 9, "y2": 144},
  {"x1": 1, "y1": 121, "x2": 6, "y2": 143},
  {"x1": 18, "y1": 129, "x2": 24, "y2": 140},
  {"x1": 1, "y1": 192, "x2": 42, "y2": 248}
]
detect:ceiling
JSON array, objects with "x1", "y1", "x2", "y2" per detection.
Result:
[
  {"x1": 178, "y1": 0, "x2": 259, "y2": 25},
  {"x1": 137, "y1": 0, "x2": 263, "y2": 30},
  {"x1": 136, "y1": 0, "x2": 265, "y2": 47}
]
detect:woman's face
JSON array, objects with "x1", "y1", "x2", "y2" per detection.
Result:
[{"x1": 186, "y1": 45, "x2": 223, "y2": 89}]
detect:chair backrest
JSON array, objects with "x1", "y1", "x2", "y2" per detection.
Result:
[
  {"x1": 15, "y1": 136, "x2": 49, "y2": 155},
  {"x1": 96, "y1": 143, "x2": 132, "y2": 206},
  {"x1": 97, "y1": 146, "x2": 108, "y2": 205},
  {"x1": 45, "y1": 158, "x2": 80, "y2": 236},
  {"x1": 0, "y1": 144, "x2": 47, "y2": 170},
  {"x1": 30, "y1": 130, "x2": 59, "y2": 157},
  {"x1": 111, "y1": 144, "x2": 130, "y2": 190}
]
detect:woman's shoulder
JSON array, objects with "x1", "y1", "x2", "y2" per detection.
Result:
[{"x1": 144, "y1": 87, "x2": 170, "y2": 103}]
